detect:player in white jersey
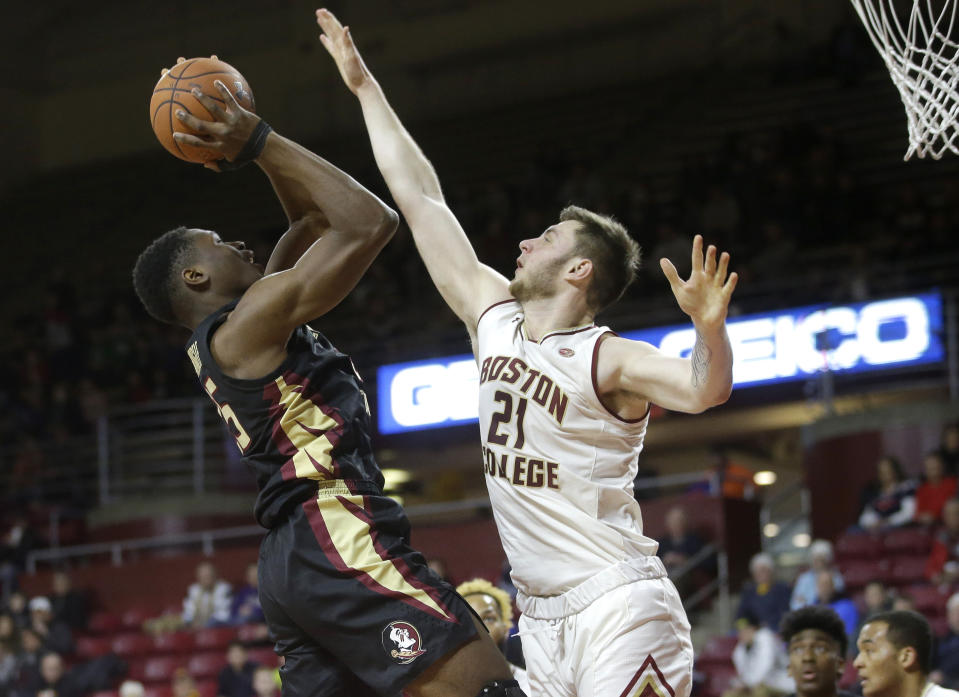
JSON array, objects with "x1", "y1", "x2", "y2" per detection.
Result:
[
  {"x1": 855, "y1": 611, "x2": 959, "y2": 697},
  {"x1": 316, "y1": 9, "x2": 737, "y2": 697}
]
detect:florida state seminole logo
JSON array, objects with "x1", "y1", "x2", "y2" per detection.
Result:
[{"x1": 382, "y1": 621, "x2": 426, "y2": 664}]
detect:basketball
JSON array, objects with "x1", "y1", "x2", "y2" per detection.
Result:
[{"x1": 150, "y1": 57, "x2": 256, "y2": 163}]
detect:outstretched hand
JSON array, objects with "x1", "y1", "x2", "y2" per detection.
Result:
[
  {"x1": 172, "y1": 79, "x2": 261, "y2": 171},
  {"x1": 660, "y1": 235, "x2": 738, "y2": 329},
  {"x1": 316, "y1": 8, "x2": 373, "y2": 95}
]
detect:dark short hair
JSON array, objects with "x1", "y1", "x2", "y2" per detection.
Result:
[
  {"x1": 736, "y1": 609, "x2": 761, "y2": 629},
  {"x1": 878, "y1": 455, "x2": 906, "y2": 482},
  {"x1": 227, "y1": 639, "x2": 245, "y2": 650},
  {"x1": 866, "y1": 610, "x2": 933, "y2": 674},
  {"x1": 560, "y1": 205, "x2": 641, "y2": 312},
  {"x1": 780, "y1": 605, "x2": 848, "y2": 656},
  {"x1": 132, "y1": 226, "x2": 195, "y2": 324}
]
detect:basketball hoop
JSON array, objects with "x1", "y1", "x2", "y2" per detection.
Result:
[{"x1": 850, "y1": 0, "x2": 959, "y2": 160}]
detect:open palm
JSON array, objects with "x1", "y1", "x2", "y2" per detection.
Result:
[
  {"x1": 660, "y1": 235, "x2": 738, "y2": 328},
  {"x1": 316, "y1": 9, "x2": 370, "y2": 95}
]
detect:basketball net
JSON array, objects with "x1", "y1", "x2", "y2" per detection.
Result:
[{"x1": 850, "y1": 0, "x2": 959, "y2": 159}]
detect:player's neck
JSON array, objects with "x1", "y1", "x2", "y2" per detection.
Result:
[
  {"x1": 185, "y1": 293, "x2": 239, "y2": 330},
  {"x1": 883, "y1": 675, "x2": 926, "y2": 697},
  {"x1": 519, "y1": 296, "x2": 593, "y2": 343}
]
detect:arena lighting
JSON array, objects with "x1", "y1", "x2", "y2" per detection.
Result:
[
  {"x1": 763, "y1": 523, "x2": 781, "y2": 538},
  {"x1": 792, "y1": 533, "x2": 812, "y2": 548},
  {"x1": 377, "y1": 293, "x2": 944, "y2": 435},
  {"x1": 381, "y1": 468, "x2": 412, "y2": 487},
  {"x1": 753, "y1": 471, "x2": 777, "y2": 486}
]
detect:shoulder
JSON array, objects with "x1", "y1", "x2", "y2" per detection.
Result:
[{"x1": 477, "y1": 299, "x2": 520, "y2": 326}]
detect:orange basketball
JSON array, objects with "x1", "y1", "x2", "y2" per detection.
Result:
[{"x1": 150, "y1": 57, "x2": 256, "y2": 163}]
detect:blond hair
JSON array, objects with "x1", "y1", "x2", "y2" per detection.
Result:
[{"x1": 456, "y1": 578, "x2": 512, "y2": 625}]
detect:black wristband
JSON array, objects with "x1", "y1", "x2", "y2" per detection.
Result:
[{"x1": 218, "y1": 119, "x2": 272, "y2": 170}]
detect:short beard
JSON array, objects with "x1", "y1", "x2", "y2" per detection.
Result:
[{"x1": 509, "y1": 257, "x2": 567, "y2": 303}]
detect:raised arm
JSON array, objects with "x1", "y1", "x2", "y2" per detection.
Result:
[
  {"x1": 315, "y1": 9, "x2": 511, "y2": 334},
  {"x1": 174, "y1": 82, "x2": 398, "y2": 372},
  {"x1": 597, "y1": 236, "x2": 737, "y2": 414}
]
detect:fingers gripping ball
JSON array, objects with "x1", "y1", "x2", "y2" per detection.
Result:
[{"x1": 150, "y1": 57, "x2": 255, "y2": 163}]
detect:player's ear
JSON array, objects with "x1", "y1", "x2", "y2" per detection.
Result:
[
  {"x1": 567, "y1": 257, "x2": 592, "y2": 282},
  {"x1": 182, "y1": 265, "x2": 210, "y2": 289},
  {"x1": 898, "y1": 646, "x2": 919, "y2": 672}
]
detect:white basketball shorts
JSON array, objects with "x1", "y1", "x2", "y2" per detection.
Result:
[{"x1": 516, "y1": 556, "x2": 693, "y2": 697}]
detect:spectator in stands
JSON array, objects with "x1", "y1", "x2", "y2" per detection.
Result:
[
  {"x1": 791, "y1": 540, "x2": 845, "y2": 610},
  {"x1": 892, "y1": 593, "x2": 917, "y2": 613},
  {"x1": 780, "y1": 605, "x2": 857, "y2": 697},
  {"x1": 229, "y1": 563, "x2": 264, "y2": 627},
  {"x1": 4, "y1": 593, "x2": 29, "y2": 629},
  {"x1": 27, "y1": 598, "x2": 72, "y2": 655},
  {"x1": 217, "y1": 640, "x2": 257, "y2": 697},
  {"x1": 0, "y1": 517, "x2": 35, "y2": 604},
  {"x1": 929, "y1": 592, "x2": 959, "y2": 690},
  {"x1": 926, "y1": 498, "x2": 959, "y2": 586},
  {"x1": 853, "y1": 610, "x2": 959, "y2": 697},
  {"x1": 181, "y1": 561, "x2": 232, "y2": 629},
  {"x1": 814, "y1": 571, "x2": 858, "y2": 640},
  {"x1": 938, "y1": 423, "x2": 959, "y2": 477},
  {"x1": 25, "y1": 652, "x2": 81, "y2": 697},
  {"x1": 854, "y1": 581, "x2": 893, "y2": 648},
  {"x1": 0, "y1": 638, "x2": 16, "y2": 697},
  {"x1": 657, "y1": 507, "x2": 706, "y2": 595},
  {"x1": 737, "y1": 553, "x2": 793, "y2": 631},
  {"x1": 456, "y1": 579, "x2": 528, "y2": 694},
  {"x1": 48, "y1": 571, "x2": 86, "y2": 632},
  {"x1": 251, "y1": 666, "x2": 279, "y2": 697},
  {"x1": 119, "y1": 680, "x2": 145, "y2": 697},
  {"x1": 915, "y1": 451, "x2": 957, "y2": 526},
  {"x1": 724, "y1": 610, "x2": 795, "y2": 697},
  {"x1": 0, "y1": 612, "x2": 20, "y2": 653},
  {"x1": 859, "y1": 456, "x2": 917, "y2": 532},
  {"x1": 171, "y1": 668, "x2": 200, "y2": 697}
]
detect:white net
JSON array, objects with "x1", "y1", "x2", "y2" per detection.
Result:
[{"x1": 850, "y1": 0, "x2": 959, "y2": 159}]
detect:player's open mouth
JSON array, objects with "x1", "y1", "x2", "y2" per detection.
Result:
[{"x1": 801, "y1": 670, "x2": 817, "y2": 680}]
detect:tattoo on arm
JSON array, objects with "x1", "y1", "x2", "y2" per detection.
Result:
[{"x1": 692, "y1": 331, "x2": 712, "y2": 388}]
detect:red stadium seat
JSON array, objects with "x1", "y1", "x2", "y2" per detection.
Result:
[
  {"x1": 888, "y1": 557, "x2": 928, "y2": 586},
  {"x1": 247, "y1": 647, "x2": 280, "y2": 668},
  {"x1": 706, "y1": 666, "x2": 739, "y2": 697},
  {"x1": 883, "y1": 528, "x2": 933, "y2": 554},
  {"x1": 111, "y1": 632, "x2": 155, "y2": 658},
  {"x1": 75, "y1": 635, "x2": 113, "y2": 660},
  {"x1": 697, "y1": 634, "x2": 737, "y2": 667},
  {"x1": 121, "y1": 606, "x2": 156, "y2": 630},
  {"x1": 196, "y1": 679, "x2": 218, "y2": 697},
  {"x1": 907, "y1": 584, "x2": 948, "y2": 613},
  {"x1": 930, "y1": 615, "x2": 949, "y2": 637},
  {"x1": 90, "y1": 691, "x2": 116, "y2": 697},
  {"x1": 835, "y1": 533, "x2": 882, "y2": 561},
  {"x1": 142, "y1": 686, "x2": 172, "y2": 697},
  {"x1": 88, "y1": 611, "x2": 123, "y2": 635},
  {"x1": 140, "y1": 656, "x2": 184, "y2": 684},
  {"x1": 194, "y1": 626, "x2": 237, "y2": 650},
  {"x1": 188, "y1": 651, "x2": 226, "y2": 680},
  {"x1": 236, "y1": 623, "x2": 269, "y2": 643},
  {"x1": 840, "y1": 559, "x2": 889, "y2": 590},
  {"x1": 153, "y1": 631, "x2": 195, "y2": 654}
]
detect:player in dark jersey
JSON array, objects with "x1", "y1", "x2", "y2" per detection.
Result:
[{"x1": 132, "y1": 78, "x2": 522, "y2": 697}]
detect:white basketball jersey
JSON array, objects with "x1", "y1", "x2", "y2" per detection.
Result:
[{"x1": 476, "y1": 300, "x2": 658, "y2": 597}]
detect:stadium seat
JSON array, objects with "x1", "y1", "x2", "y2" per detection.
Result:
[
  {"x1": 907, "y1": 584, "x2": 948, "y2": 613},
  {"x1": 194, "y1": 626, "x2": 237, "y2": 650},
  {"x1": 153, "y1": 631, "x2": 195, "y2": 654},
  {"x1": 930, "y1": 615, "x2": 949, "y2": 637},
  {"x1": 888, "y1": 557, "x2": 928, "y2": 586},
  {"x1": 236, "y1": 623, "x2": 268, "y2": 643},
  {"x1": 87, "y1": 611, "x2": 123, "y2": 635},
  {"x1": 121, "y1": 606, "x2": 156, "y2": 630},
  {"x1": 111, "y1": 632, "x2": 155, "y2": 658},
  {"x1": 75, "y1": 636, "x2": 113, "y2": 660},
  {"x1": 196, "y1": 679, "x2": 218, "y2": 697},
  {"x1": 840, "y1": 559, "x2": 889, "y2": 590},
  {"x1": 835, "y1": 533, "x2": 882, "y2": 561},
  {"x1": 883, "y1": 528, "x2": 933, "y2": 554},
  {"x1": 247, "y1": 647, "x2": 280, "y2": 668},
  {"x1": 140, "y1": 656, "x2": 183, "y2": 684},
  {"x1": 706, "y1": 666, "x2": 739, "y2": 697},
  {"x1": 697, "y1": 634, "x2": 737, "y2": 667},
  {"x1": 142, "y1": 686, "x2": 172, "y2": 697},
  {"x1": 90, "y1": 691, "x2": 115, "y2": 697},
  {"x1": 188, "y1": 651, "x2": 226, "y2": 680}
]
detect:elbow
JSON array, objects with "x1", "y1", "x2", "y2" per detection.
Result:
[{"x1": 379, "y1": 207, "x2": 400, "y2": 238}]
